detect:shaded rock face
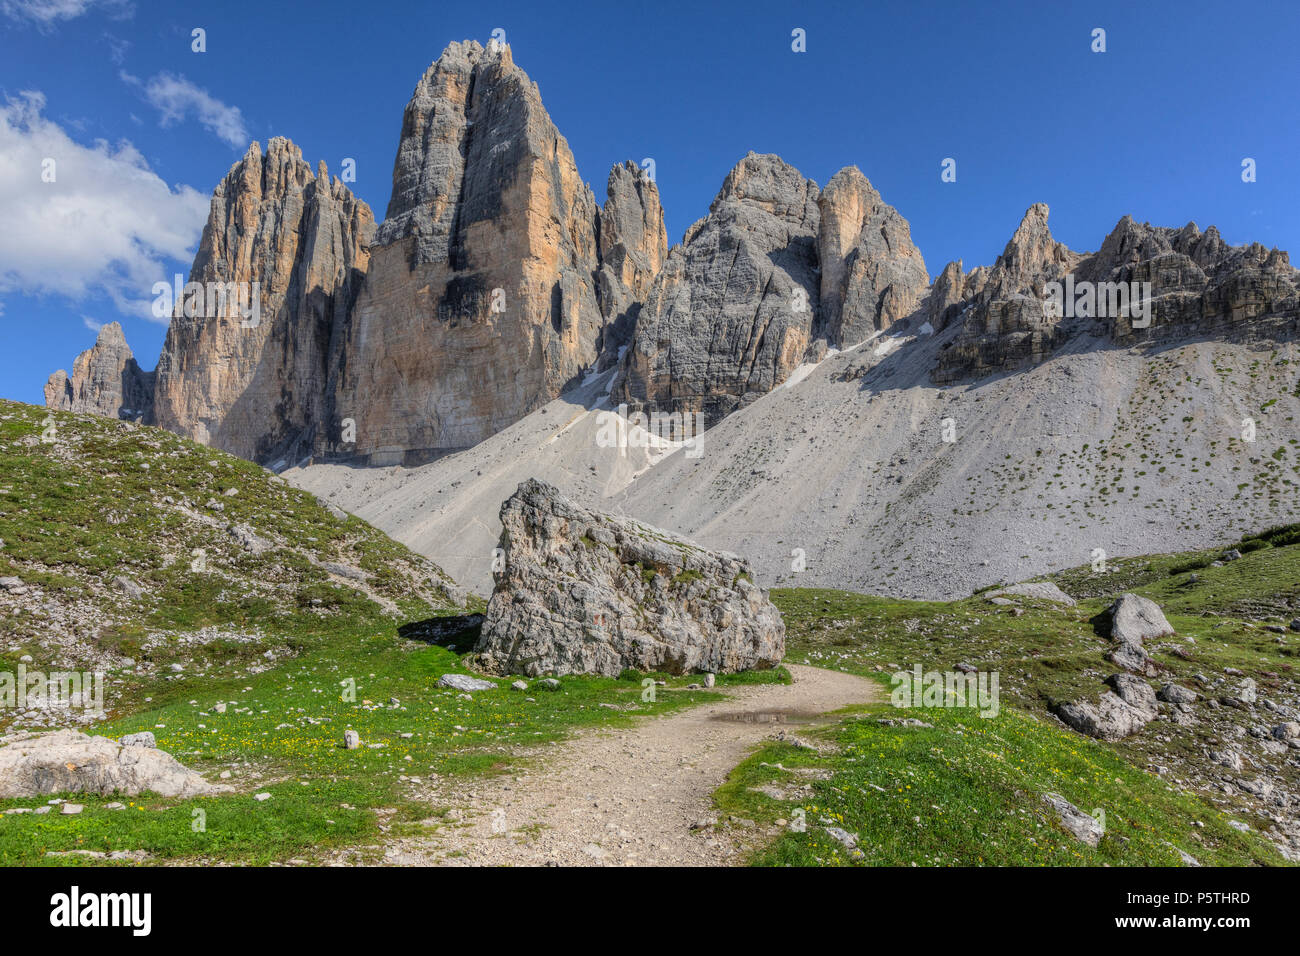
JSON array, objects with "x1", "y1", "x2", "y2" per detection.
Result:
[
  {"x1": 815, "y1": 166, "x2": 928, "y2": 345},
  {"x1": 613, "y1": 152, "x2": 821, "y2": 428},
  {"x1": 151, "y1": 137, "x2": 374, "y2": 465},
  {"x1": 0, "y1": 729, "x2": 228, "y2": 799},
  {"x1": 934, "y1": 204, "x2": 1080, "y2": 383},
  {"x1": 935, "y1": 205, "x2": 1300, "y2": 382},
  {"x1": 43, "y1": 322, "x2": 154, "y2": 421},
  {"x1": 333, "y1": 41, "x2": 607, "y2": 464},
  {"x1": 475, "y1": 479, "x2": 785, "y2": 677},
  {"x1": 594, "y1": 161, "x2": 667, "y2": 369}
]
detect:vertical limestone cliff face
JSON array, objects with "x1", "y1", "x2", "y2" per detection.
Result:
[
  {"x1": 44, "y1": 322, "x2": 154, "y2": 420},
  {"x1": 332, "y1": 41, "x2": 609, "y2": 464},
  {"x1": 151, "y1": 138, "x2": 374, "y2": 464},
  {"x1": 611, "y1": 157, "x2": 936, "y2": 426},
  {"x1": 815, "y1": 166, "x2": 929, "y2": 346},
  {"x1": 594, "y1": 161, "x2": 667, "y2": 369},
  {"x1": 613, "y1": 152, "x2": 822, "y2": 428}
]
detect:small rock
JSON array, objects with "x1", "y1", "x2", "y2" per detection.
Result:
[
  {"x1": 111, "y1": 575, "x2": 145, "y2": 600},
  {"x1": 1271, "y1": 722, "x2": 1300, "y2": 741},
  {"x1": 343, "y1": 730, "x2": 361, "y2": 750},
  {"x1": 60, "y1": 803, "x2": 83, "y2": 815},
  {"x1": 120, "y1": 731, "x2": 156, "y2": 749},
  {"x1": 1043, "y1": 792, "x2": 1103, "y2": 847},
  {"x1": 254, "y1": 792, "x2": 271, "y2": 802},
  {"x1": 1157, "y1": 683, "x2": 1197, "y2": 704},
  {"x1": 436, "y1": 674, "x2": 497, "y2": 692},
  {"x1": 510, "y1": 680, "x2": 529, "y2": 691}
]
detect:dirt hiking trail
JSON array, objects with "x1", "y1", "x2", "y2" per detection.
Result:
[{"x1": 350, "y1": 664, "x2": 880, "y2": 867}]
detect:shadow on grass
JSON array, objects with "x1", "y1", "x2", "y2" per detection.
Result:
[{"x1": 398, "y1": 613, "x2": 484, "y2": 649}]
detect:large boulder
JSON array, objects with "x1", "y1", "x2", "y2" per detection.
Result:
[
  {"x1": 0, "y1": 730, "x2": 229, "y2": 799},
  {"x1": 475, "y1": 479, "x2": 785, "y2": 676},
  {"x1": 1103, "y1": 592, "x2": 1173, "y2": 675},
  {"x1": 1108, "y1": 593, "x2": 1175, "y2": 643}
]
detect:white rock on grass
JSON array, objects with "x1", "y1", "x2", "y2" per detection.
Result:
[
  {"x1": 437, "y1": 674, "x2": 497, "y2": 692},
  {"x1": 0, "y1": 730, "x2": 227, "y2": 799}
]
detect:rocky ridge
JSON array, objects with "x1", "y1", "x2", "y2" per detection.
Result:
[
  {"x1": 43, "y1": 40, "x2": 1300, "y2": 476},
  {"x1": 44, "y1": 322, "x2": 154, "y2": 421}
]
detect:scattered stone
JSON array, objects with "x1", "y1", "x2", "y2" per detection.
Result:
[
  {"x1": 1042, "y1": 792, "x2": 1103, "y2": 847},
  {"x1": 1210, "y1": 750, "x2": 1244, "y2": 772},
  {"x1": 1172, "y1": 846, "x2": 1200, "y2": 867},
  {"x1": 119, "y1": 731, "x2": 156, "y2": 749},
  {"x1": 226, "y1": 523, "x2": 273, "y2": 555},
  {"x1": 111, "y1": 575, "x2": 145, "y2": 600},
  {"x1": 986, "y1": 581, "x2": 1076, "y2": 606},
  {"x1": 46, "y1": 849, "x2": 149, "y2": 862},
  {"x1": 1271, "y1": 722, "x2": 1300, "y2": 741},
  {"x1": 823, "y1": 825, "x2": 861, "y2": 851},
  {"x1": 1157, "y1": 683, "x2": 1197, "y2": 704},
  {"x1": 343, "y1": 730, "x2": 361, "y2": 750},
  {"x1": 510, "y1": 680, "x2": 529, "y2": 691},
  {"x1": 1053, "y1": 674, "x2": 1157, "y2": 741},
  {"x1": 436, "y1": 674, "x2": 497, "y2": 692},
  {"x1": 876, "y1": 717, "x2": 934, "y2": 728},
  {"x1": 60, "y1": 803, "x2": 83, "y2": 815},
  {"x1": 254, "y1": 792, "x2": 271, "y2": 802}
]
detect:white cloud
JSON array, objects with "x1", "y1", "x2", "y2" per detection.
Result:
[
  {"x1": 1, "y1": 0, "x2": 133, "y2": 26},
  {"x1": 0, "y1": 90, "x2": 209, "y2": 322},
  {"x1": 122, "y1": 71, "x2": 248, "y2": 149},
  {"x1": 81, "y1": 315, "x2": 103, "y2": 332}
]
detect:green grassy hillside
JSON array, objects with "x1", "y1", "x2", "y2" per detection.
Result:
[
  {"x1": 715, "y1": 529, "x2": 1300, "y2": 865},
  {"x1": 0, "y1": 401, "x2": 776, "y2": 865}
]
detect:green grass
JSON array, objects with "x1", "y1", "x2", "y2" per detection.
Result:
[
  {"x1": 710, "y1": 524, "x2": 1300, "y2": 866},
  {"x1": 717, "y1": 689, "x2": 1281, "y2": 866},
  {"x1": 0, "y1": 626, "x2": 764, "y2": 866},
  {"x1": 0, "y1": 400, "x2": 789, "y2": 865}
]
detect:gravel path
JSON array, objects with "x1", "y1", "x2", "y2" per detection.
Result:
[{"x1": 362, "y1": 664, "x2": 879, "y2": 867}]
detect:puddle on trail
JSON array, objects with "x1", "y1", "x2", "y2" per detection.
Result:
[{"x1": 711, "y1": 709, "x2": 818, "y2": 725}]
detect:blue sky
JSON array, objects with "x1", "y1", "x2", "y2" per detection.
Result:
[{"x1": 2, "y1": 0, "x2": 1297, "y2": 405}]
